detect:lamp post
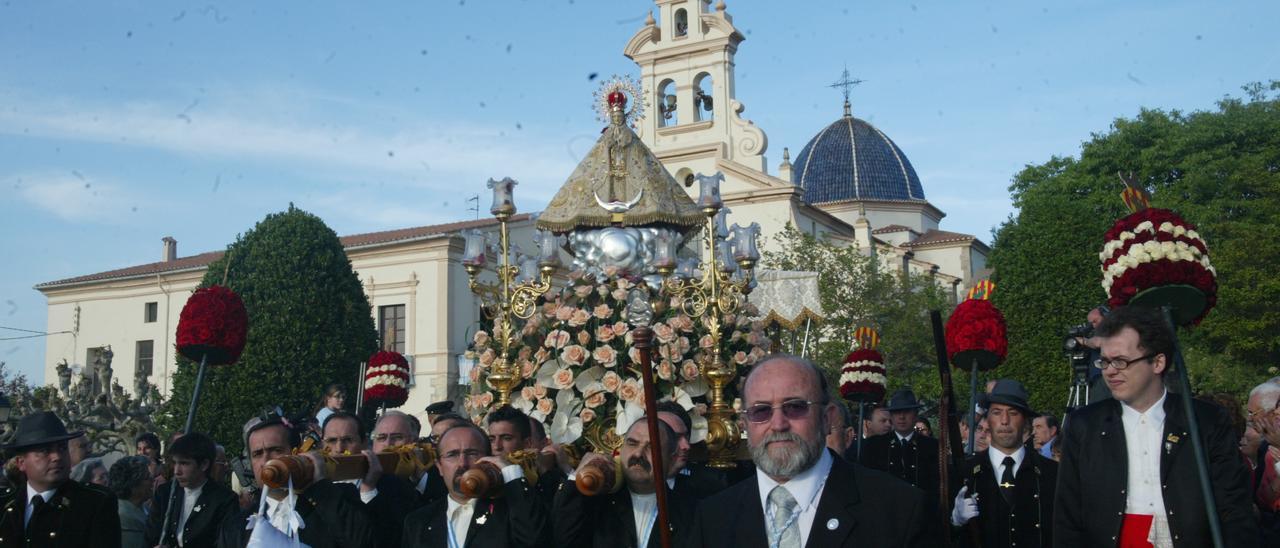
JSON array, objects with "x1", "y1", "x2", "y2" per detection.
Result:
[
  {"x1": 462, "y1": 178, "x2": 558, "y2": 407},
  {"x1": 656, "y1": 172, "x2": 760, "y2": 469}
]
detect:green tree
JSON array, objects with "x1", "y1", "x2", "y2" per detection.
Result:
[
  {"x1": 762, "y1": 225, "x2": 953, "y2": 406},
  {"x1": 160, "y1": 205, "x2": 378, "y2": 454},
  {"x1": 990, "y1": 82, "x2": 1280, "y2": 415}
]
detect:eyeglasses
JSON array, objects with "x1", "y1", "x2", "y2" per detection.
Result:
[
  {"x1": 1094, "y1": 353, "x2": 1157, "y2": 371},
  {"x1": 742, "y1": 399, "x2": 821, "y2": 423}
]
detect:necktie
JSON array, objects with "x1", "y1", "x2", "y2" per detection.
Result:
[
  {"x1": 999, "y1": 456, "x2": 1016, "y2": 505},
  {"x1": 26, "y1": 495, "x2": 45, "y2": 528},
  {"x1": 768, "y1": 486, "x2": 800, "y2": 548}
]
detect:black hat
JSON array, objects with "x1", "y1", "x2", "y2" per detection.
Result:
[
  {"x1": 884, "y1": 389, "x2": 925, "y2": 412},
  {"x1": 425, "y1": 400, "x2": 455, "y2": 414},
  {"x1": 3, "y1": 411, "x2": 83, "y2": 451},
  {"x1": 985, "y1": 379, "x2": 1037, "y2": 417}
]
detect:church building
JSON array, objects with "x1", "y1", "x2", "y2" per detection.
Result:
[{"x1": 35, "y1": 0, "x2": 988, "y2": 415}]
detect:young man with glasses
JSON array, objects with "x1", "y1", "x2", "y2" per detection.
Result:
[
  {"x1": 690, "y1": 354, "x2": 934, "y2": 547},
  {"x1": 1054, "y1": 305, "x2": 1257, "y2": 547},
  {"x1": 401, "y1": 422, "x2": 548, "y2": 547},
  {"x1": 0, "y1": 411, "x2": 120, "y2": 547}
]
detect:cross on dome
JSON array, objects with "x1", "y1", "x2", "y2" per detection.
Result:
[{"x1": 828, "y1": 66, "x2": 864, "y2": 118}]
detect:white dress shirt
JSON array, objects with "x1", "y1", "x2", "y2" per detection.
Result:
[
  {"x1": 177, "y1": 481, "x2": 205, "y2": 546},
  {"x1": 755, "y1": 447, "x2": 834, "y2": 547},
  {"x1": 629, "y1": 478, "x2": 675, "y2": 548},
  {"x1": 24, "y1": 484, "x2": 56, "y2": 527},
  {"x1": 446, "y1": 464, "x2": 525, "y2": 546},
  {"x1": 895, "y1": 431, "x2": 916, "y2": 444},
  {"x1": 1121, "y1": 390, "x2": 1173, "y2": 546},
  {"x1": 337, "y1": 478, "x2": 380, "y2": 504},
  {"x1": 988, "y1": 445, "x2": 1026, "y2": 483},
  {"x1": 263, "y1": 495, "x2": 301, "y2": 536}
]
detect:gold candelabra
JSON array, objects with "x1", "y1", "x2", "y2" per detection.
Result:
[
  {"x1": 655, "y1": 173, "x2": 761, "y2": 469},
  {"x1": 462, "y1": 178, "x2": 559, "y2": 408}
]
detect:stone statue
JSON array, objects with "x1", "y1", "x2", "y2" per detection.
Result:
[
  {"x1": 56, "y1": 359, "x2": 72, "y2": 395},
  {"x1": 98, "y1": 346, "x2": 113, "y2": 397}
]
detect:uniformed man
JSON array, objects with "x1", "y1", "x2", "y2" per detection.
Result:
[
  {"x1": 859, "y1": 388, "x2": 944, "y2": 501},
  {"x1": 553, "y1": 417, "x2": 697, "y2": 547},
  {"x1": 147, "y1": 431, "x2": 238, "y2": 548},
  {"x1": 217, "y1": 411, "x2": 376, "y2": 547},
  {"x1": 0, "y1": 411, "x2": 120, "y2": 547},
  {"x1": 951, "y1": 380, "x2": 1056, "y2": 547},
  {"x1": 400, "y1": 422, "x2": 549, "y2": 547},
  {"x1": 425, "y1": 401, "x2": 455, "y2": 426}
]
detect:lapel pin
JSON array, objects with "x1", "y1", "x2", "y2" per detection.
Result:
[
  {"x1": 476, "y1": 514, "x2": 488, "y2": 525},
  {"x1": 193, "y1": 504, "x2": 203, "y2": 513},
  {"x1": 1166, "y1": 434, "x2": 1180, "y2": 444},
  {"x1": 826, "y1": 518, "x2": 839, "y2": 530}
]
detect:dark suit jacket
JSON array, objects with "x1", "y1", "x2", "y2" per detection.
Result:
[
  {"x1": 859, "y1": 432, "x2": 944, "y2": 500},
  {"x1": 955, "y1": 449, "x2": 1057, "y2": 548},
  {"x1": 416, "y1": 465, "x2": 448, "y2": 505},
  {"x1": 1053, "y1": 393, "x2": 1258, "y2": 548},
  {"x1": 0, "y1": 479, "x2": 120, "y2": 548},
  {"x1": 552, "y1": 478, "x2": 697, "y2": 548},
  {"x1": 401, "y1": 476, "x2": 548, "y2": 548},
  {"x1": 364, "y1": 475, "x2": 422, "y2": 548},
  {"x1": 216, "y1": 479, "x2": 376, "y2": 548},
  {"x1": 148, "y1": 479, "x2": 238, "y2": 548},
  {"x1": 690, "y1": 450, "x2": 935, "y2": 547},
  {"x1": 674, "y1": 463, "x2": 727, "y2": 501}
]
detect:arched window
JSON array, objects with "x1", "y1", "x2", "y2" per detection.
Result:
[
  {"x1": 674, "y1": 9, "x2": 689, "y2": 38},
  {"x1": 693, "y1": 73, "x2": 714, "y2": 122},
  {"x1": 657, "y1": 79, "x2": 678, "y2": 127}
]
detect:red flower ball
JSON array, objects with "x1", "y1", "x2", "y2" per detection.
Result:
[
  {"x1": 945, "y1": 299, "x2": 1007, "y2": 370},
  {"x1": 364, "y1": 351, "x2": 411, "y2": 408},
  {"x1": 176, "y1": 285, "x2": 248, "y2": 366},
  {"x1": 1101, "y1": 208, "x2": 1217, "y2": 325},
  {"x1": 840, "y1": 349, "x2": 887, "y2": 404}
]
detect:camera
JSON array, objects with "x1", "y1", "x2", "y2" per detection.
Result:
[{"x1": 1062, "y1": 323, "x2": 1095, "y2": 375}]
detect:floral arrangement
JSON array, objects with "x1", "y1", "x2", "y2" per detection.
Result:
[
  {"x1": 945, "y1": 293, "x2": 1007, "y2": 371},
  {"x1": 839, "y1": 348, "x2": 886, "y2": 404},
  {"x1": 176, "y1": 285, "x2": 248, "y2": 366},
  {"x1": 1099, "y1": 208, "x2": 1217, "y2": 324},
  {"x1": 464, "y1": 270, "x2": 770, "y2": 446},
  {"x1": 364, "y1": 351, "x2": 411, "y2": 408}
]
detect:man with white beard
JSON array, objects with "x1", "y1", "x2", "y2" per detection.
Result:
[{"x1": 689, "y1": 354, "x2": 935, "y2": 547}]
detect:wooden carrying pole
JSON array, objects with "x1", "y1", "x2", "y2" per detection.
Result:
[
  {"x1": 930, "y1": 310, "x2": 981, "y2": 548},
  {"x1": 631, "y1": 326, "x2": 673, "y2": 548}
]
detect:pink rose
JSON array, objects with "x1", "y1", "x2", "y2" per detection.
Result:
[
  {"x1": 536, "y1": 398, "x2": 555, "y2": 416},
  {"x1": 699, "y1": 334, "x2": 715, "y2": 349},
  {"x1": 653, "y1": 323, "x2": 676, "y2": 344},
  {"x1": 657, "y1": 360, "x2": 674, "y2": 381},
  {"x1": 517, "y1": 346, "x2": 532, "y2": 361},
  {"x1": 748, "y1": 346, "x2": 766, "y2": 364},
  {"x1": 569, "y1": 309, "x2": 592, "y2": 327},
  {"x1": 555, "y1": 306, "x2": 576, "y2": 322},
  {"x1": 476, "y1": 391, "x2": 494, "y2": 409},
  {"x1": 577, "y1": 330, "x2": 591, "y2": 346},
  {"x1": 545, "y1": 330, "x2": 571, "y2": 349},
  {"x1": 597, "y1": 285, "x2": 610, "y2": 298},
  {"x1": 595, "y1": 325, "x2": 616, "y2": 343},
  {"x1": 534, "y1": 385, "x2": 548, "y2": 399},
  {"x1": 574, "y1": 285, "x2": 594, "y2": 299},
  {"x1": 561, "y1": 345, "x2": 588, "y2": 366},
  {"x1": 674, "y1": 315, "x2": 695, "y2": 332},
  {"x1": 593, "y1": 346, "x2": 618, "y2": 368},
  {"x1": 601, "y1": 371, "x2": 623, "y2": 393},
  {"x1": 520, "y1": 359, "x2": 537, "y2": 379},
  {"x1": 474, "y1": 331, "x2": 491, "y2": 347},
  {"x1": 611, "y1": 288, "x2": 628, "y2": 301},
  {"x1": 733, "y1": 351, "x2": 748, "y2": 365},
  {"x1": 520, "y1": 386, "x2": 536, "y2": 402},
  {"x1": 534, "y1": 347, "x2": 551, "y2": 365},
  {"x1": 603, "y1": 266, "x2": 620, "y2": 278},
  {"x1": 584, "y1": 390, "x2": 606, "y2": 408},
  {"x1": 552, "y1": 368, "x2": 575, "y2": 390},
  {"x1": 678, "y1": 336, "x2": 691, "y2": 354},
  {"x1": 615, "y1": 277, "x2": 632, "y2": 291},
  {"x1": 628, "y1": 347, "x2": 642, "y2": 365},
  {"x1": 580, "y1": 408, "x2": 596, "y2": 423},
  {"x1": 681, "y1": 360, "x2": 700, "y2": 381},
  {"x1": 612, "y1": 322, "x2": 630, "y2": 339},
  {"x1": 469, "y1": 365, "x2": 483, "y2": 383},
  {"x1": 479, "y1": 349, "x2": 497, "y2": 366},
  {"x1": 593, "y1": 304, "x2": 613, "y2": 320},
  {"x1": 618, "y1": 378, "x2": 642, "y2": 403}
]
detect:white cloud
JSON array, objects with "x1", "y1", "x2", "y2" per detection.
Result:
[{"x1": 14, "y1": 172, "x2": 152, "y2": 223}]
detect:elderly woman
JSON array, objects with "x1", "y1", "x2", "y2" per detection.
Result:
[
  {"x1": 110, "y1": 455, "x2": 155, "y2": 548},
  {"x1": 70, "y1": 456, "x2": 108, "y2": 486}
]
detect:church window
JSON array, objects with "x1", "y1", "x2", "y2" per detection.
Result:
[
  {"x1": 379, "y1": 304, "x2": 406, "y2": 353},
  {"x1": 144, "y1": 301, "x2": 158, "y2": 323},
  {"x1": 136, "y1": 340, "x2": 154, "y2": 377},
  {"x1": 694, "y1": 73, "x2": 714, "y2": 121},
  {"x1": 674, "y1": 9, "x2": 689, "y2": 38},
  {"x1": 657, "y1": 79, "x2": 678, "y2": 127}
]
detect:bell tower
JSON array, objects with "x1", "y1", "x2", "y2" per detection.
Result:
[{"x1": 624, "y1": 0, "x2": 769, "y2": 184}]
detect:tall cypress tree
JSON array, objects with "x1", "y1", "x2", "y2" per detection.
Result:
[{"x1": 161, "y1": 205, "x2": 378, "y2": 454}]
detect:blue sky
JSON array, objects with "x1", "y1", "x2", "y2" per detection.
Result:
[{"x1": 2, "y1": 0, "x2": 1276, "y2": 383}]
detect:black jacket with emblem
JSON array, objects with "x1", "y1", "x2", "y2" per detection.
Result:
[
  {"x1": 147, "y1": 479, "x2": 238, "y2": 548},
  {"x1": 674, "y1": 463, "x2": 727, "y2": 501},
  {"x1": 858, "y1": 432, "x2": 945, "y2": 501},
  {"x1": 954, "y1": 449, "x2": 1056, "y2": 548},
  {"x1": 552, "y1": 476, "x2": 698, "y2": 548},
  {"x1": 0, "y1": 479, "x2": 120, "y2": 548},
  {"x1": 690, "y1": 449, "x2": 937, "y2": 547},
  {"x1": 216, "y1": 479, "x2": 376, "y2": 548},
  {"x1": 1053, "y1": 393, "x2": 1258, "y2": 548},
  {"x1": 400, "y1": 475, "x2": 548, "y2": 548}
]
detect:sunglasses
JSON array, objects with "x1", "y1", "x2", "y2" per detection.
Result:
[{"x1": 742, "y1": 399, "x2": 821, "y2": 423}]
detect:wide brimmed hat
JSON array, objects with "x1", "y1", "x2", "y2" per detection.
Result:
[
  {"x1": 3, "y1": 411, "x2": 83, "y2": 451},
  {"x1": 985, "y1": 379, "x2": 1038, "y2": 417},
  {"x1": 884, "y1": 389, "x2": 925, "y2": 412}
]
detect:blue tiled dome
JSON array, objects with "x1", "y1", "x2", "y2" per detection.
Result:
[{"x1": 791, "y1": 114, "x2": 925, "y2": 203}]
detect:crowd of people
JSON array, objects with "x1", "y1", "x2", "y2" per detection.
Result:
[{"x1": 2, "y1": 304, "x2": 1278, "y2": 547}]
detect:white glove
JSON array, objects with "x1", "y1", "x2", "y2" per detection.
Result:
[{"x1": 951, "y1": 486, "x2": 980, "y2": 526}]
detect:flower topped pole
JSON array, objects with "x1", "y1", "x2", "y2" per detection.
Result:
[
  {"x1": 462, "y1": 178, "x2": 558, "y2": 407},
  {"x1": 840, "y1": 326, "x2": 886, "y2": 459},
  {"x1": 944, "y1": 279, "x2": 1007, "y2": 455},
  {"x1": 1099, "y1": 172, "x2": 1224, "y2": 547},
  {"x1": 166, "y1": 283, "x2": 247, "y2": 543},
  {"x1": 363, "y1": 351, "x2": 411, "y2": 411}
]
